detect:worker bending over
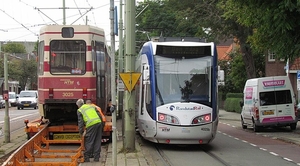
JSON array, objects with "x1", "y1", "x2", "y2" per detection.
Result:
[{"x1": 76, "y1": 99, "x2": 103, "y2": 162}]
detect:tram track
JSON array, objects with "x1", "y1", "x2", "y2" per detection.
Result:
[
  {"x1": 199, "y1": 146, "x2": 232, "y2": 166},
  {"x1": 154, "y1": 144, "x2": 173, "y2": 166},
  {"x1": 152, "y1": 143, "x2": 233, "y2": 166}
]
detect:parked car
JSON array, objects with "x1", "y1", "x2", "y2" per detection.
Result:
[
  {"x1": 9, "y1": 92, "x2": 17, "y2": 107},
  {"x1": 17, "y1": 90, "x2": 38, "y2": 109},
  {"x1": 0, "y1": 95, "x2": 5, "y2": 109}
]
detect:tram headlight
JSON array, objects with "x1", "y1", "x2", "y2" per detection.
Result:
[
  {"x1": 158, "y1": 113, "x2": 179, "y2": 125},
  {"x1": 192, "y1": 114, "x2": 211, "y2": 124}
]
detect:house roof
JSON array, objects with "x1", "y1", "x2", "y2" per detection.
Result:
[{"x1": 217, "y1": 45, "x2": 232, "y2": 60}]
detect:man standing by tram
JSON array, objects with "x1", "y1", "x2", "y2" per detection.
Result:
[{"x1": 76, "y1": 99, "x2": 103, "y2": 162}]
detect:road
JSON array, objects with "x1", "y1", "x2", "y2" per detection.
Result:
[
  {"x1": 1, "y1": 108, "x2": 300, "y2": 166},
  {"x1": 137, "y1": 118, "x2": 300, "y2": 166},
  {"x1": 0, "y1": 106, "x2": 40, "y2": 138}
]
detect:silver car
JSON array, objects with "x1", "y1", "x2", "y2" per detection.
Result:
[{"x1": 0, "y1": 95, "x2": 5, "y2": 109}]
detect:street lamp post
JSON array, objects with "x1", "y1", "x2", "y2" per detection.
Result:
[
  {"x1": 1, "y1": 41, "x2": 10, "y2": 143},
  {"x1": 4, "y1": 51, "x2": 10, "y2": 143}
]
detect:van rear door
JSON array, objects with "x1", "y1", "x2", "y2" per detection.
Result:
[
  {"x1": 259, "y1": 77, "x2": 295, "y2": 124},
  {"x1": 274, "y1": 90, "x2": 295, "y2": 122},
  {"x1": 259, "y1": 91, "x2": 277, "y2": 124}
]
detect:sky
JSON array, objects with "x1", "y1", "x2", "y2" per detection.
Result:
[{"x1": 0, "y1": 0, "x2": 134, "y2": 47}]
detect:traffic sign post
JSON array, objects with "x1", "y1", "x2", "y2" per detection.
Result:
[{"x1": 119, "y1": 72, "x2": 141, "y2": 92}]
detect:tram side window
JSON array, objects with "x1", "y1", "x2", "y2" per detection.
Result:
[
  {"x1": 50, "y1": 40, "x2": 86, "y2": 75},
  {"x1": 38, "y1": 41, "x2": 44, "y2": 75},
  {"x1": 145, "y1": 84, "x2": 153, "y2": 118}
]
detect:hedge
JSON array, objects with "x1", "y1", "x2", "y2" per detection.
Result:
[{"x1": 224, "y1": 93, "x2": 243, "y2": 113}]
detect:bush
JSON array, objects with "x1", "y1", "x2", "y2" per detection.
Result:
[
  {"x1": 224, "y1": 93, "x2": 243, "y2": 113},
  {"x1": 226, "y1": 93, "x2": 243, "y2": 98}
]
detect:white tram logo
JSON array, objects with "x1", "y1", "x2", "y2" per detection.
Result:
[
  {"x1": 159, "y1": 127, "x2": 170, "y2": 132},
  {"x1": 60, "y1": 79, "x2": 74, "y2": 85},
  {"x1": 169, "y1": 105, "x2": 202, "y2": 111}
]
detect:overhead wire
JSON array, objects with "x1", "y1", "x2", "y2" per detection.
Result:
[
  {"x1": 73, "y1": 0, "x2": 85, "y2": 24},
  {"x1": 0, "y1": 8, "x2": 38, "y2": 36},
  {"x1": 1, "y1": 1, "x2": 111, "y2": 41},
  {"x1": 19, "y1": 0, "x2": 47, "y2": 25},
  {"x1": 86, "y1": 0, "x2": 97, "y2": 26}
]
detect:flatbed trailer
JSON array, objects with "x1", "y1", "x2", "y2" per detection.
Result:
[
  {"x1": 2, "y1": 116, "x2": 112, "y2": 166},
  {"x1": 2, "y1": 123, "x2": 83, "y2": 166},
  {"x1": 24, "y1": 116, "x2": 112, "y2": 142}
]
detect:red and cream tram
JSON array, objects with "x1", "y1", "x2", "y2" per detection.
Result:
[{"x1": 37, "y1": 25, "x2": 111, "y2": 122}]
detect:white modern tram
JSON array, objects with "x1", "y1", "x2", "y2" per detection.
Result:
[{"x1": 135, "y1": 37, "x2": 219, "y2": 144}]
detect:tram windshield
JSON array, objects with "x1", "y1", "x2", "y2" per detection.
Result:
[
  {"x1": 49, "y1": 40, "x2": 86, "y2": 75},
  {"x1": 155, "y1": 55, "x2": 212, "y2": 106}
]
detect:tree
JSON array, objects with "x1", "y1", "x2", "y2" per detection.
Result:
[
  {"x1": 2, "y1": 43, "x2": 26, "y2": 54},
  {"x1": 135, "y1": 0, "x2": 269, "y2": 96},
  {"x1": 136, "y1": 0, "x2": 261, "y2": 79},
  {"x1": 221, "y1": 0, "x2": 300, "y2": 59},
  {"x1": 0, "y1": 42, "x2": 37, "y2": 90},
  {"x1": 15, "y1": 59, "x2": 37, "y2": 90},
  {"x1": 136, "y1": 1, "x2": 177, "y2": 49}
]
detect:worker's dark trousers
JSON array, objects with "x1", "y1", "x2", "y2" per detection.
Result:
[{"x1": 84, "y1": 123, "x2": 103, "y2": 160}]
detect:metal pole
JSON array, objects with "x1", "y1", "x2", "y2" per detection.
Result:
[
  {"x1": 110, "y1": 0, "x2": 117, "y2": 165},
  {"x1": 124, "y1": 0, "x2": 136, "y2": 151},
  {"x1": 63, "y1": 0, "x2": 66, "y2": 25},
  {"x1": 4, "y1": 51, "x2": 10, "y2": 143},
  {"x1": 118, "y1": 0, "x2": 124, "y2": 126}
]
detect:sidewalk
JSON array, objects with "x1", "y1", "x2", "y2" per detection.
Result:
[
  {"x1": 0, "y1": 118, "x2": 153, "y2": 166},
  {"x1": 1, "y1": 109, "x2": 300, "y2": 166},
  {"x1": 102, "y1": 118, "x2": 153, "y2": 166}
]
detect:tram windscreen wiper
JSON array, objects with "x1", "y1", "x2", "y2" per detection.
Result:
[{"x1": 156, "y1": 87, "x2": 164, "y2": 105}]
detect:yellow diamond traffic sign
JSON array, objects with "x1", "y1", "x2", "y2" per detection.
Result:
[{"x1": 119, "y1": 72, "x2": 141, "y2": 92}]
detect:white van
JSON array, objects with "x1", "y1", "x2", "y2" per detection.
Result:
[
  {"x1": 17, "y1": 90, "x2": 38, "y2": 110},
  {"x1": 9, "y1": 92, "x2": 17, "y2": 107},
  {"x1": 240, "y1": 76, "x2": 297, "y2": 132}
]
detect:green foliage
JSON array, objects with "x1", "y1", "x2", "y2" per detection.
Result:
[
  {"x1": 218, "y1": 51, "x2": 265, "y2": 96},
  {"x1": 17, "y1": 59, "x2": 37, "y2": 90},
  {"x1": 220, "y1": 0, "x2": 300, "y2": 59},
  {"x1": 0, "y1": 42, "x2": 39, "y2": 90},
  {"x1": 224, "y1": 94, "x2": 243, "y2": 113},
  {"x1": 34, "y1": 40, "x2": 38, "y2": 52},
  {"x1": 226, "y1": 93, "x2": 243, "y2": 98},
  {"x1": 0, "y1": 56, "x2": 37, "y2": 90},
  {"x1": 136, "y1": 0, "x2": 262, "y2": 92},
  {"x1": 2, "y1": 43, "x2": 26, "y2": 53}
]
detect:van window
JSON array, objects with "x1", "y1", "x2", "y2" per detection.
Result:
[
  {"x1": 259, "y1": 90, "x2": 292, "y2": 106},
  {"x1": 9, "y1": 93, "x2": 16, "y2": 99}
]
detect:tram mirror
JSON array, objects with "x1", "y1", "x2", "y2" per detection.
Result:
[
  {"x1": 218, "y1": 70, "x2": 224, "y2": 82},
  {"x1": 143, "y1": 65, "x2": 150, "y2": 84}
]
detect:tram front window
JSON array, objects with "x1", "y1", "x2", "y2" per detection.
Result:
[
  {"x1": 50, "y1": 40, "x2": 86, "y2": 75},
  {"x1": 155, "y1": 55, "x2": 212, "y2": 106}
]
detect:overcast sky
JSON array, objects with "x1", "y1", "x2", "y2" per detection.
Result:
[{"x1": 0, "y1": 0, "x2": 133, "y2": 47}]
